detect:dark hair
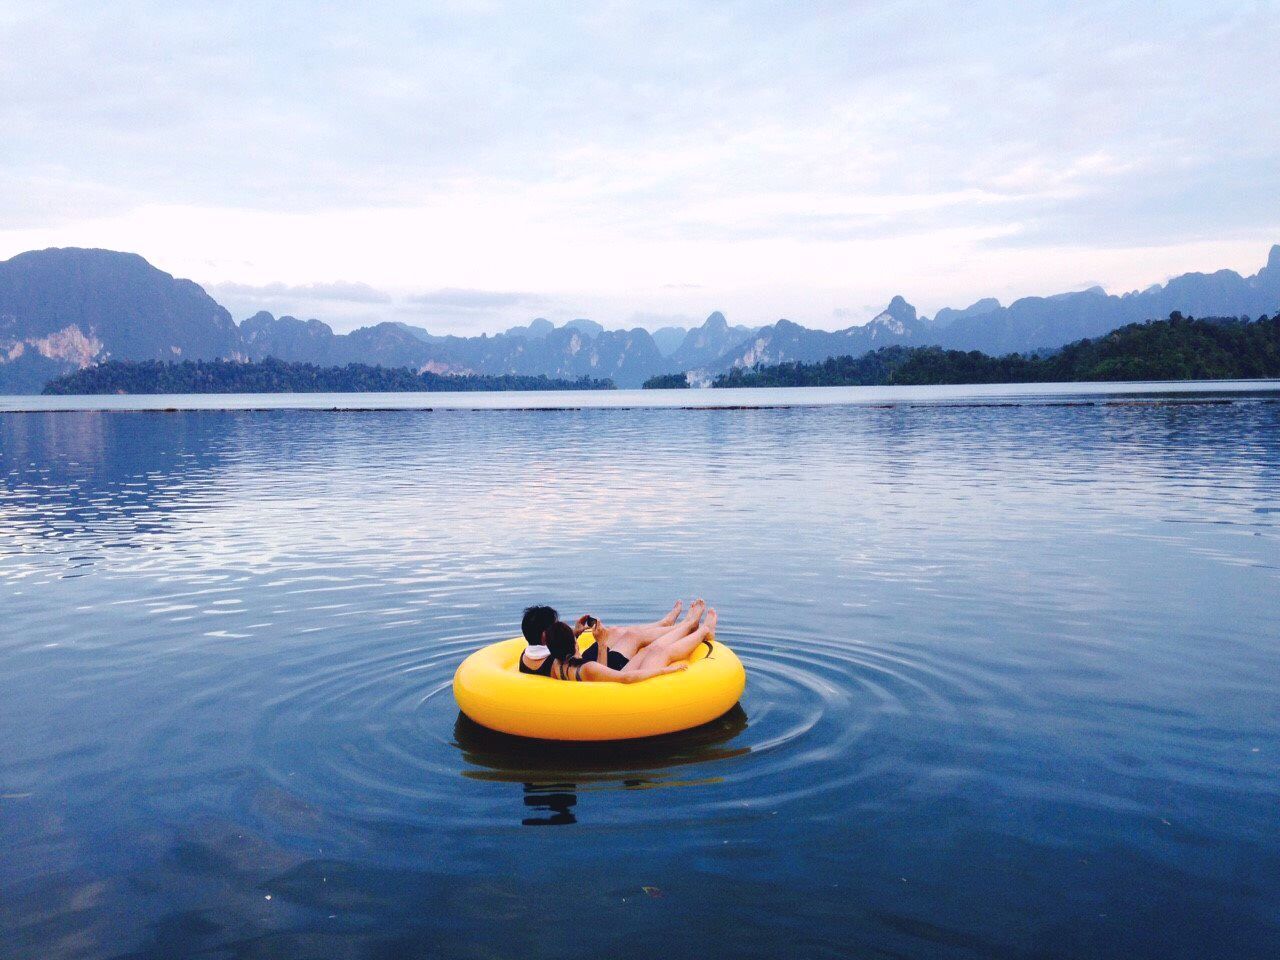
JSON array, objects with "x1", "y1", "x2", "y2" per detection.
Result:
[
  {"x1": 521, "y1": 605, "x2": 558, "y2": 645},
  {"x1": 543, "y1": 621, "x2": 577, "y2": 661}
]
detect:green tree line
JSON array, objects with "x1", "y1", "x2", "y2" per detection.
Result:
[
  {"x1": 641, "y1": 372, "x2": 691, "y2": 389},
  {"x1": 42, "y1": 357, "x2": 616, "y2": 394}
]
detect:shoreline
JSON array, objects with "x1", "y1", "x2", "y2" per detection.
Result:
[{"x1": 1, "y1": 378, "x2": 1278, "y2": 415}]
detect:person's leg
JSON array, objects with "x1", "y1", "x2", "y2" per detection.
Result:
[
  {"x1": 626, "y1": 609, "x2": 716, "y2": 673},
  {"x1": 590, "y1": 601, "x2": 703, "y2": 661},
  {"x1": 591, "y1": 603, "x2": 697, "y2": 660},
  {"x1": 655, "y1": 599, "x2": 683, "y2": 627},
  {"x1": 601, "y1": 600, "x2": 686, "y2": 643}
]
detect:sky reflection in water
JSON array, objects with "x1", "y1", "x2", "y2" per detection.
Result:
[{"x1": 1, "y1": 390, "x2": 1278, "y2": 959}]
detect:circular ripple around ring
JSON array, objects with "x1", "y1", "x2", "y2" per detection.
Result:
[{"x1": 249, "y1": 624, "x2": 1000, "y2": 832}]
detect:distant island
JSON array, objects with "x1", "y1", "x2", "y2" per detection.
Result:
[
  {"x1": 41, "y1": 358, "x2": 616, "y2": 395},
  {"x1": 709, "y1": 313, "x2": 1280, "y2": 388},
  {"x1": 641, "y1": 372, "x2": 691, "y2": 389}
]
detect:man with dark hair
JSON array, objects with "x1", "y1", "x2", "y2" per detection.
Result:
[{"x1": 521, "y1": 605, "x2": 560, "y2": 645}]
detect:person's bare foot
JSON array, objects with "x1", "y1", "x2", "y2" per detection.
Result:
[
  {"x1": 684, "y1": 599, "x2": 706, "y2": 624},
  {"x1": 702, "y1": 608, "x2": 717, "y2": 637},
  {"x1": 659, "y1": 600, "x2": 683, "y2": 626}
]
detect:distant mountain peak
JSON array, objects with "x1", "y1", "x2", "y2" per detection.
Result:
[
  {"x1": 668, "y1": 310, "x2": 755, "y2": 370},
  {"x1": 862, "y1": 296, "x2": 921, "y2": 338},
  {"x1": 11, "y1": 246, "x2": 152, "y2": 272},
  {"x1": 563, "y1": 318, "x2": 604, "y2": 338},
  {"x1": 882, "y1": 295, "x2": 918, "y2": 323},
  {"x1": 931, "y1": 297, "x2": 1002, "y2": 328},
  {"x1": 650, "y1": 325, "x2": 690, "y2": 356},
  {"x1": 504, "y1": 317, "x2": 555, "y2": 339},
  {"x1": 1267, "y1": 244, "x2": 1280, "y2": 272}
]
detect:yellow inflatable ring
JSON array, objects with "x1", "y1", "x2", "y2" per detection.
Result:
[{"x1": 453, "y1": 633, "x2": 746, "y2": 741}]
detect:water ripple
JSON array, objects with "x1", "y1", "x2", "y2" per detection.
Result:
[{"x1": 2, "y1": 395, "x2": 1279, "y2": 958}]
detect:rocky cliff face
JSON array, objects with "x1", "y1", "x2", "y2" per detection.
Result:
[
  {"x1": 702, "y1": 301, "x2": 935, "y2": 376},
  {"x1": 240, "y1": 312, "x2": 337, "y2": 364},
  {"x1": 669, "y1": 312, "x2": 758, "y2": 370},
  {"x1": 0, "y1": 248, "x2": 240, "y2": 392}
]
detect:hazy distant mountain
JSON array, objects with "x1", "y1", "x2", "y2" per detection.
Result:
[
  {"x1": 243, "y1": 314, "x2": 440, "y2": 368},
  {"x1": 703, "y1": 296, "x2": 934, "y2": 376},
  {"x1": 669, "y1": 312, "x2": 759, "y2": 370},
  {"x1": 709, "y1": 246, "x2": 1280, "y2": 373},
  {"x1": 563, "y1": 318, "x2": 604, "y2": 338},
  {"x1": 241, "y1": 311, "x2": 336, "y2": 364},
  {"x1": 651, "y1": 325, "x2": 689, "y2": 356},
  {"x1": 863, "y1": 295, "x2": 925, "y2": 339},
  {"x1": 504, "y1": 317, "x2": 555, "y2": 339},
  {"x1": 460, "y1": 325, "x2": 668, "y2": 386},
  {"x1": 245, "y1": 314, "x2": 457, "y2": 371},
  {"x1": 932, "y1": 297, "x2": 1001, "y2": 328},
  {"x1": 924, "y1": 246, "x2": 1280, "y2": 354},
  {"x1": 239, "y1": 311, "x2": 670, "y2": 386},
  {"x1": 0, "y1": 248, "x2": 240, "y2": 392},
  {"x1": 391, "y1": 321, "x2": 445, "y2": 343}
]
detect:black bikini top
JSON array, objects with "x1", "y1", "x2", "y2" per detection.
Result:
[{"x1": 519, "y1": 651, "x2": 586, "y2": 680}]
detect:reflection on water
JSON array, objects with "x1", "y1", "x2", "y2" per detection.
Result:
[
  {"x1": 454, "y1": 708, "x2": 751, "y2": 826},
  {"x1": 522, "y1": 782, "x2": 578, "y2": 826},
  {"x1": 2, "y1": 389, "x2": 1279, "y2": 959},
  {"x1": 5, "y1": 378, "x2": 1278, "y2": 412}
]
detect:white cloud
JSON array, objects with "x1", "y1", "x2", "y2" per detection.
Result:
[
  {"x1": 209, "y1": 281, "x2": 392, "y2": 305},
  {"x1": 405, "y1": 289, "x2": 545, "y2": 310},
  {"x1": 0, "y1": 0, "x2": 1277, "y2": 333}
]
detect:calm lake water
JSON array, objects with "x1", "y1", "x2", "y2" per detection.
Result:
[{"x1": 2, "y1": 382, "x2": 1279, "y2": 959}]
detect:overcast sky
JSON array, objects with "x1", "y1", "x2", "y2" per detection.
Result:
[{"x1": 3, "y1": 1, "x2": 1278, "y2": 334}]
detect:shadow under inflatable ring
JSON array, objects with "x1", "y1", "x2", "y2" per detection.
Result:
[{"x1": 452, "y1": 634, "x2": 747, "y2": 741}]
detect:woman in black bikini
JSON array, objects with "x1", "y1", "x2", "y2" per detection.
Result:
[{"x1": 519, "y1": 601, "x2": 717, "y2": 684}]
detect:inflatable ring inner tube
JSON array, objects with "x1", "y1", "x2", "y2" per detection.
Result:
[{"x1": 453, "y1": 633, "x2": 746, "y2": 741}]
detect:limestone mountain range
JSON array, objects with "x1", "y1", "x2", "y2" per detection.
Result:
[{"x1": 2, "y1": 245, "x2": 1278, "y2": 392}]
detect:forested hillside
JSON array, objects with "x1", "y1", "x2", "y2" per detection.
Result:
[{"x1": 711, "y1": 313, "x2": 1280, "y2": 388}]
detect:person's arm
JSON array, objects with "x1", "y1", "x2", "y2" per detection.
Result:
[
  {"x1": 577, "y1": 661, "x2": 686, "y2": 684},
  {"x1": 571, "y1": 615, "x2": 607, "y2": 664}
]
